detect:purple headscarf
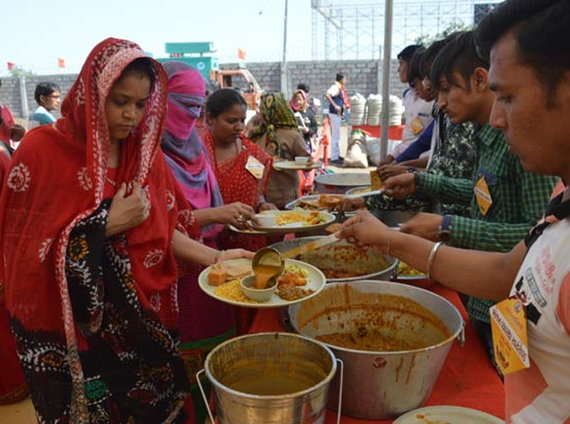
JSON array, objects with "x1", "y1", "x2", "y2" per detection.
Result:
[{"x1": 161, "y1": 61, "x2": 224, "y2": 238}]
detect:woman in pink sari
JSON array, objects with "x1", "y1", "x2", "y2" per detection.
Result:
[{"x1": 160, "y1": 62, "x2": 254, "y2": 423}]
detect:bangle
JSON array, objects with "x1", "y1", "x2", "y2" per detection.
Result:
[{"x1": 426, "y1": 241, "x2": 443, "y2": 280}]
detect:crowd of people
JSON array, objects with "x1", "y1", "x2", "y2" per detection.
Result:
[
  {"x1": 341, "y1": 0, "x2": 570, "y2": 422},
  {"x1": 0, "y1": 0, "x2": 568, "y2": 423},
  {"x1": 0, "y1": 33, "x2": 335, "y2": 422}
]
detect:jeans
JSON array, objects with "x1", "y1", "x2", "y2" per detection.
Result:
[{"x1": 329, "y1": 112, "x2": 342, "y2": 160}]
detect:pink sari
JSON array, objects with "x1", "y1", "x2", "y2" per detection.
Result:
[{"x1": 161, "y1": 62, "x2": 233, "y2": 424}]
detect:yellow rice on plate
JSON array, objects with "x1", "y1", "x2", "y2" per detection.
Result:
[
  {"x1": 214, "y1": 280, "x2": 259, "y2": 304},
  {"x1": 275, "y1": 211, "x2": 326, "y2": 226}
]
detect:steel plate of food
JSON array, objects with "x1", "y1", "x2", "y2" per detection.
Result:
[
  {"x1": 395, "y1": 261, "x2": 435, "y2": 289},
  {"x1": 199, "y1": 258, "x2": 326, "y2": 308},
  {"x1": 251, "y1": 210, "x2": 336, "y2": 234},
  {"x1": 285, "y1": 194, "x2": 359, "y2": 216}
]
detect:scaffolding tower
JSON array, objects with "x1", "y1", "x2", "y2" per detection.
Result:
[{"x1": 311, "y1": 0, "x2": 501, "y2": 61}]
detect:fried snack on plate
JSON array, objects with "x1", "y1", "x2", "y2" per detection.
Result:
[
  {"x1": 277, "y1": 283, "x2": 314, "y2": 301},
  {"x1": 278, "y1": 264, "x2": 308, "y2": 286},
  {"x1": 207, "y1": 264, "x2": 228, "y2": 286},
  {"x1": 318, "y1": 194, "x2": 343, "y2": 209},
  {"x1": 278, "y1": 272, "x2": 306, "y2": 286},
  {"x1": 207, "y1": 262, "x2": 251, "y2": 286}
]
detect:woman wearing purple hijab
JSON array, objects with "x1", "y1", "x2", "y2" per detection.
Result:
[{"x1": 161, "y1": 61, "x2": 254, "y2": 423}]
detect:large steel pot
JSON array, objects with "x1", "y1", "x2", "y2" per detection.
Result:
[
  {"x1": 268, "y1": 236, "x2": 397, "y2": 282},
  {"x1": 315, "y1": 173, "x2": 371, "y2": 194},
  {"x1": 196, "y1": 332, "x2": 342, "y2": 424},
  {"x1": 288, "y1": 281, "x2": 464, "y2": 420}
]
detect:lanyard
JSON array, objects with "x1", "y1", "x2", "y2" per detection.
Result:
[{"x1": 525, "y1": 192, "x2": 570, "y2": 249}]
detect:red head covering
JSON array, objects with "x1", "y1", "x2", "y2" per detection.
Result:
[
  {"x1": 0, "y1": 106, "x2": 15, "y2": 143},
  {"x1": 59, "y1": 37, "x2": 167, "y2": 201},
  {"x1": 0, "y1": 38, "x2": 194, "y2": 421}
]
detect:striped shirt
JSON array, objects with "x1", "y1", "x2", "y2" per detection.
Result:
[{"x1": 416, "y1": 124, "x2": 558, "y2": 322}]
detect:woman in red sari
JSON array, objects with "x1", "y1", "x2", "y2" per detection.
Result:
[
  {"x1": 0, "y1": 38, "x2": 251, "y2": 424},
  {"x1": 0, "y1": 143, "x2": 28, "y2": 406},
  {"x1": 0, "y1": 79, "x2": 26, "y2": 151},
  {"x1": 201, "y1": 89, "x2": 276, "y2": 335},
  {"x1": 202, "y1": 89, "x2": 276, "y2": 253}
]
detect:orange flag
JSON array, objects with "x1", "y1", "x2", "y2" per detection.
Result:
[
  {"x1": 237, "y1": 48, "x2": 246, "y2": 60},
  {"x1": 57, "y1": 58, "x2": 66, "y2": 68}
]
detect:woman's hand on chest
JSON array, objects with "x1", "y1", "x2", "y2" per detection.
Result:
[{"x1": 106, "y1": 182, "x2": 150, "y2": 237}]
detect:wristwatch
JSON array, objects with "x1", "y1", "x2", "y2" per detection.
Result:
[{"x1": 438, "y1": 215, "x2": 453, "y2": 242}]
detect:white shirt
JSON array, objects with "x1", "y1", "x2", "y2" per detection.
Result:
[
  {"x1": 326, "y1": 82, "x2": 341, "y2": 97},
  {"x1": 506, "y1": 209, "x2": 570, "y2": 423},
  {"x1": 401, "y1": 88, "x2": 434, "y2": 143}
]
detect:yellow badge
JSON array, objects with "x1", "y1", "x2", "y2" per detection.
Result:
[
  {"x1": 246, "y1": 155, "x2": 265, "y2": 180},
  {"x1": 410, "y1": 117, "x2": 425, "y2": 135},
  {"x1": 370, "y1": 170, "x2": 383, "y2": 190},
  {"x1": 490, "y1": 298, "x2": 530, "y2": 375},
  {"x1": 474, "y1": 176, "x2": 493, "y2": 216}
]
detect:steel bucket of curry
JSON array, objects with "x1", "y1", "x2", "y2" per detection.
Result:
[
  {"x1": 196, "y1": 332, "x2": 342, "y2": 424},
  {"x1": 288, "y1": 281, "x2": 464, "y2": 420}
]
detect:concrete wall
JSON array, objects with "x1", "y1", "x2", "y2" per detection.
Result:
[
  {"x1": 0, "y1": 74, "x2": 75, "y2": 120},
  {"x1": 1, "y1": 59, "x2": 407, "y2": 120},
  {"x1": 221, "y1": 59, "x2": 406, "y2": 103}
]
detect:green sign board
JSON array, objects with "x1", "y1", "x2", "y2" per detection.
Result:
[
  {"x1": 155, "y1": 56, "x2": 218, "y2": 81},
  {"x1": 165, "y1": 42, "x2": 215, "y2": 55}
]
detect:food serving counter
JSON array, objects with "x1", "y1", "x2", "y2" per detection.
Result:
[{"x1": 248, "y1": 284, "x2": 505, "y2": 423}]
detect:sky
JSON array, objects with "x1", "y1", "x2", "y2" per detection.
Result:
[
  {"x1": 3, "y1": 0, "x2": 490, "y2": 77},
  {"x1": 2, "y1": 0, "x2": 312, "y2": 76}
]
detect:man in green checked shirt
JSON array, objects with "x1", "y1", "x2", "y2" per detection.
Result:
[{"x1": 384, "y1": 31, "x2": 558, "y2": 370}]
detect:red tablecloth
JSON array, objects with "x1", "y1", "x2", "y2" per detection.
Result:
[
  {"x1": 248, "y1": 285, "x2": 505, "y2": 423},
  {"x1": 351, "y1": 125, "x2": 404, "y2": 140}
]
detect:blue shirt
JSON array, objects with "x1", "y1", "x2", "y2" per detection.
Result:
[
  {"x1": 395, "y1": 120, "x2": 434, "y2": 162},
  {"x1": 30, "y1": 106, "x2": 56, "y2": 126}
]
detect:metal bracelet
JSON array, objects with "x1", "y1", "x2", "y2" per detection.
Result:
[{"x1": 427, "y1": 241, "x2": 443, "y2": 280}]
